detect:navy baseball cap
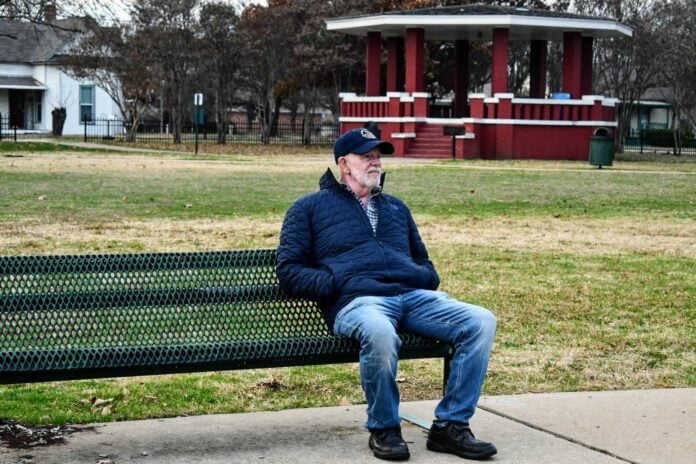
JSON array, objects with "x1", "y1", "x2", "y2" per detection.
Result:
[{"x1": 333, "y1": 128, "x2": 394, "y2": 163}]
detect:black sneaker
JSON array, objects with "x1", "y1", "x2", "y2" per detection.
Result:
[
  {"x1": 427, "y1": 422, "x2": 497, "y2": 460},
  {"x1": 369, "y1": 426, "x2": 410, "y2": 460}
]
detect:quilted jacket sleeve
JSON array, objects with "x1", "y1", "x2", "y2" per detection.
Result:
[
  {"x1": 405, "y1": 207, "x2": 440, "y2": 290},
  {"x1": 277, "y1": 200, "x2": 337, "y2": 302}
]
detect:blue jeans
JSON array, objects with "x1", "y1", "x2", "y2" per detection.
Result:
[{"x1": 333, "y1": 289, "x2": 496, "y2": 430}]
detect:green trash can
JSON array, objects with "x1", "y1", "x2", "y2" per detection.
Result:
[{"x1": 589, "y1": 127, "x2": 614, "y2": 168}]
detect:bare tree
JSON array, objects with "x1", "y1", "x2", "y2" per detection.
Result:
[
  {"x1": 198, "y1": 2, "x2": 242, "y2": 144},
  {"x1": 573, "y1": 0, "x2": 663, "y2": 152},
  {"x1": 287, "y1": 0, "x2": 365, "y2": 144},
  {"x1": 237, "y1": 0, "x2": 299, "y2": 144},
  {"x1": 130, "y1": 0, "x2": 202, "y2": 144},
  {"x1": 63, "y1": 21, "x2": 158, "y2": 141},
  {"x1": 652, "y1": 0, "x2": 696, "y2": 155}
]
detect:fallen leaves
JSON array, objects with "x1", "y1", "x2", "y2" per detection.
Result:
[
  {"x1": 75, "y1": 396, "x2": 115, "y2": 416},
  {"x1": 0, "y1": 420, "x2": 92, "y2": 449},
  {"x1": 92, "y1": 398, "x2": 113, "y2": 408},
  {"x1": 257, "y1": 377, "x2": 284, "y2": 391}
]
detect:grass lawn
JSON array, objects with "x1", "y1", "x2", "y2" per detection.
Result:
[{"x1": 1, "y1": 143, "x2": 694, "y2": 425}]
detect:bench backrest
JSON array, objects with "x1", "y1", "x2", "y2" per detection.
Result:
[{"x1": 1, "y1": 249, "x2": 323, "y2": 344}]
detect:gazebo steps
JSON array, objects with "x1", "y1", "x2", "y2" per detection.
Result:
[
  {"x1": 403, "y1": 124, "x2": 460, "y2": 158},
  {"x1": 403, "y1": 152, "x2": 452, "y2": 159},
  {"x1": 405, "y1": 147, "x2": 452, "y2": 158}
]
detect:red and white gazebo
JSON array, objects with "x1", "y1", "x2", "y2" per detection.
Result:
[{"x1": 325, "y1": 5, "x2": 633, "y2": 160}]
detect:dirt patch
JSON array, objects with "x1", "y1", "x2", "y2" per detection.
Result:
[{"x1": 0, "y1": 420, "x2": 94, "y2": 449}]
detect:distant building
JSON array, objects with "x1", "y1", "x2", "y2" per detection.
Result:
[
  {"x1": 627, "y1": 88, "x2": 675, "y2": 137},
  {"x1": 0, "y1": 5, "x2": 119, "y2": 135}
]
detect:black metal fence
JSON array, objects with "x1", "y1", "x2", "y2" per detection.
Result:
[
  {"x1": 623, "y1": 131, "x2": 696, "y2": 157},
  {"x1": 3, "y1": 111, "x2": 695, "y2": 157},
  {"x1": 0, "y1": 113, "x2": 16, "y2": 141},
  {"x1": 81, "y1": 118, "x2": 339, "y2": 146}
]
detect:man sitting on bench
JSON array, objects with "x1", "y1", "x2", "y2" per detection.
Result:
[{"x1": 277, "y1": 128, "x2": 497, "y2": 461}]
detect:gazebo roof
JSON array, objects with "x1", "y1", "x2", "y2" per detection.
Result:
[{"x1": 325, "y1": 4, "x2": 633, "y2": 41}]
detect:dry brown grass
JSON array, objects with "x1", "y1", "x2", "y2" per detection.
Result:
[
  {"x1": 0, "y1": 217, "x2": 281, "y2": 255},
  {"x1": 2, "y1": 151, "x2": 332, "y2": 174},
  {"x1": 2, "y1": 215, "x2": 693, "y2": 258},
  {"x1": 10, "y1": 149, "x2": 696, "y2": 173},
  {"x1": 420, "y1": 216, "x2": 696, "y2": 258}
]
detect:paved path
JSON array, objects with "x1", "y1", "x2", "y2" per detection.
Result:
[
  {"x1": 1, "y1": 389, "x2": 693, "y2": 464},
  {"x1": 16, "y1": 138, "x2": 696, "y2": 174},
  {"x1": 19, "y1": 138, "x2": 187, "y2": 155}
]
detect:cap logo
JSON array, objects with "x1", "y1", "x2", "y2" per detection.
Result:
[{"x1": 360, "y1": 129, "x2": 377, "y2": 139}]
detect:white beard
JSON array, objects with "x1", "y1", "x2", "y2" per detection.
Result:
[{"x1": 355, "y1": 168, "x2": 382, "y2": 190}]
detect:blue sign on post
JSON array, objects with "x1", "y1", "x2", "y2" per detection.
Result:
[{"x1": 551, "y1": 92, "x2": 571, "y2": 99}]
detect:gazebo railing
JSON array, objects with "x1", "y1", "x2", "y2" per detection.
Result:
[
  {"x1": 339, "y1": 95, "x2": 392, "y2": 118},
  {"x1": 473, "y1": 95, "x2": 615, "y2": 123},
  {"x1": 340, "y1": 92, "x2": 616, "y2": 124}
]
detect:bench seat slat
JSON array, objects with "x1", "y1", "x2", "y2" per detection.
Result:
[{"x1": 1, "y1": 334, "x2": 449, "y2": 384}]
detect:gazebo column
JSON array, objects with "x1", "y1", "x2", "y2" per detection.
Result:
[
  {"x1": 366, "y1": 31, "x2": 382, "y2": 96},
  {"x1": 405, "y1": 28, "x2": 425, "y2": 93},
  {"x1": 562, "y1": 31, "x2": 582, "y2": 98},
  {"x1": 491, "y1": 28, "x2": 509, "y2": 95},
  {"x1": 386, "y1": 37, "x2": 405, "y2": 92},
  {"x1": 581, "y1": 36, "x2": 594, "y2": 96},
  {"x1": 529, "y1": 40, "x2": 547, "y2": 98},
  {"x1": 454, "y1": 40, "x2": 470, "y2": 117}
]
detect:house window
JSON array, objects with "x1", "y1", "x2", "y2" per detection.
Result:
[
  {"x1": 80, "y1": 85, "x2": 94, "y2": 124},
  {"x1": 35, "y1": 101, "x2": 42, "y2": 123}
]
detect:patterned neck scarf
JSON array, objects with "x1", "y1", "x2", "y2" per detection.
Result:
[{"x1": 342, "y1": 184, "x2": 379, "y2": 233}]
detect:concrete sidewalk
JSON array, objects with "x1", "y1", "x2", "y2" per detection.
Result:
[
  {"x1": 1, "y1": 389, "x2": 693, "y2": 464},
  {"x1": 19, "y1": 138, "x2": 188, "y2": 155}
]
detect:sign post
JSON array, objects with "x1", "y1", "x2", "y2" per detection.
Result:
[
  {"x1": 194, "y1": 93, "x2": 203, "y2": 155},
  {"x1": 443, "y1": 126, "x2": 465, "y2": 160}
]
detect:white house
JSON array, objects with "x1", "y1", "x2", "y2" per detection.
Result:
[
  {"x1": 626, "y1": 87, "x2": 674, "y2": 137},
  {"x1": 0, "y1": 9, "x2": 119, "y2": 135}
]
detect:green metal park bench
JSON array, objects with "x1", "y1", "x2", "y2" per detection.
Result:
[{"x1": 0, "y1": 249, "x2": 451, "y2": 385}]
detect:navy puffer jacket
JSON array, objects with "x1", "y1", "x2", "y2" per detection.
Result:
[{"x1": 277, "y1": 168, "x2": 440, "y2": 330}]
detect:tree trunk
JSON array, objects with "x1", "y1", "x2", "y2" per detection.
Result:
[
  {"x1": 51, "y1": 108, "x2": 66, "y2": 136},
  {"x1": 260, "y1": 100, "x2": 271, "y2": 145},
  {"x1": 172, "y1": 95, "x2": 183, "y2": 144},
  {"x1": 270, "y1": 96, "x2": 282, "y2": 137},
  {"x1": 215, "y1": 93, "x2": 227, "y2": 145},
  {"x1": 671, "y1": 112, "x2": 682, "y2": 156},
  {"x1": 126, "y1": 120, "x2": 139, "y2": 142},
  {"x1": 302, "y1": 107, "x2": 315, "y2": 146},
  {"x1": 615, "y1": 102, "x2": 634, "y2": 154}
]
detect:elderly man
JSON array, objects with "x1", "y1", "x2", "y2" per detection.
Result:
[{"x1": 277, "y1": 128, "x2": 497, "y2": 461}]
